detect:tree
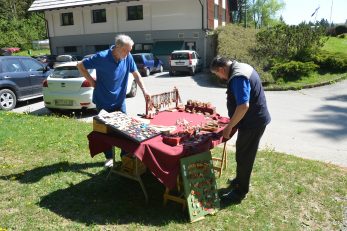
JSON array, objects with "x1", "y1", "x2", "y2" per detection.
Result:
[{"x1": 250, "y1": 0, "x2": 285, "y2": 28}]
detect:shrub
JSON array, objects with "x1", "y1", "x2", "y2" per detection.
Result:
[
  {"x1": 313, "y1": 52, "x2": 347, "y2": 72},
  {"x1": 335, "y1": 25, "x2": 347, "y2": 36},
  {"x1": 254, "y1": 24, "x2": 326, "y2": 63},
  {"x1": 214, "y1": 24, "x2": 274, "y2": 83},
  {"x1": 270, "y1": 61, "x2": 318, "y2": 82}
]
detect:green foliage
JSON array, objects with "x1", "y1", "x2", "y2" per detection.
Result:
[
  {"x1": 0, "y1": 13, "x2": 46, "y2": 49},
  {"x1": 334, "y1": 25, "x2": 347, "y2": 36},
  {"x1": 214, "y1": 24, "x2": 273, "y2": 83},
  {"x1": 270, "y1": 61, "x2": 318, "y2": 82},
  {"x1": 254, "y1": 24, "x2": 326, "y2": 63},
  {"x1": 313, "y1": 51, "x2": 347, "y2": 72}
]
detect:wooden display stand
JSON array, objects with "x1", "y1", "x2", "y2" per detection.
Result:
[
  {"x1": 212, "y1": 142, "x2": 228, "y2": 178},
  {"x1": 107, "y1": 152, "x2": 149, "y2": 203},
  {"x1": 163, "y1": 175, "x2": 187, "y2": 211}
]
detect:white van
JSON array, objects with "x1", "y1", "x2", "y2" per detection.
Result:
[{"x1": 169, "y1": 50, "x2": 203, "y2": 76}]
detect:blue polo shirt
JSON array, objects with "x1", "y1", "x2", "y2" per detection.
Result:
[
  {"x1": 229, "y1": 76, "x2": 251, "y2": 105},
  {"x1": 82, "y1": 46, "x2": 137, "y2": 111}
]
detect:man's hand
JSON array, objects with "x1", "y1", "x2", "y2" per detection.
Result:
[
  {"x1": 223, "y1": 124, "x2": 234, "y2": 140},
  {"x1": 143, "y1": 90, "x2": 151, "y2": 102}
]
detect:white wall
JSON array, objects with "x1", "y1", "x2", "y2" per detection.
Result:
[{"x1": 45, "y1": 0, "x2": 202, "y2": 37}]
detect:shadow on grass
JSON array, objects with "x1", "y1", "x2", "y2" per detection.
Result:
[
  {"x1": 38, "y1": 171, "x2": 187, "y2": 226},
  {"x1": 0, "y1": 162, "x2": 188, "y2": 225},
  {"x1": 0, "y1": 161, "x2": 102, "y2": 183}
]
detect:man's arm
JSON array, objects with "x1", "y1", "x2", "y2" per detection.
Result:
[
  {"x1": 223, "y1": 103, "x2": 249, "y2": 139},
  {"x1": 132, "y1": 71, "x2": 150, "y2": 101},
  {"x1": 77, "y1": 62, "x2": 96, "y2": 87}
]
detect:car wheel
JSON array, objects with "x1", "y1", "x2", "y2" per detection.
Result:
[
  {"x1": 143, "y1": 68, "x2": 150, "y2": 77},
  {"x1": 159, "y1": 65, "x2": 163, "y2": 73},
  {"x1": 127, "y1": 80, "x2": 137, "y2": 98},
  {"x1": 0, "y1": 89, "x2": 17, "y2": 111},
  {"x1": 189, "y1": 66, "x2": 196, "y2": 76},
  {"x1": 169, "y1": 71, "x2": 175, "y2": 76}
]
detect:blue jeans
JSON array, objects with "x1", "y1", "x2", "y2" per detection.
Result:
[{"x1": 97, "y1": 102, "x2": 127, "y2": 159}]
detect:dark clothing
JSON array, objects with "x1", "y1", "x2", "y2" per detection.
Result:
[
  {"x1": 226, "y1": 61, "x2": 271, "y2": 129},
  {"x1": 226, "y1": 61, "x2": 271, "y2": 197},
  {"x1": 234, "y1": 125, "x2": 266, "y2": 195}
]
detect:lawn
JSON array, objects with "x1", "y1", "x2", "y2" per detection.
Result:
[
  {"x1": 0, "y1": 112, "x2": 346, "y2": 230},
  {"x1": 322, "y1": 36, "x2": 347, "y2": 56}
]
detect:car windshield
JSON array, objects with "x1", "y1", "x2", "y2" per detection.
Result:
[
  {"x1": 171, "y1": 53, "x2": 189, "y2": 60},
  {"x1": 132, "y1": 55, "x2": 144, "y2": 64},
  {"x1": 51, "y1": 66, "x2": 92, "y2": 78}
]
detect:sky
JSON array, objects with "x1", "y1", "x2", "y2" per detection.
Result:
[{"x1": 278, "y1": 0, "x2": 346, "y2": 25}]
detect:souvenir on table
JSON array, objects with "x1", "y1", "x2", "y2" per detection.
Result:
[
  {"x1": 93, "y1": 111, "x2": 161, "y2": 143},
  {"x1": 145, "y1": 87, "x2": 183, "y2": 118},
  {"x1": 180, "y1": 151, "x2": 220, "y2": 222},
  {"x1": 185, "y1": 100, "x2": 216, "y2": 115}
]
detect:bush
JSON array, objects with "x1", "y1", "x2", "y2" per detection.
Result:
[
  {"x1": 214, "y1": 24, "x2": 274, "y2": 83},
  {"x1": 313, "y1": 52, "x2": 347, "y2": 72},
  {"x1": 270, "y1": 61, "x2": 318, "y2": 82},
  {"x1": 335, "y1": 25, "x2": 347, "y2": 36}
]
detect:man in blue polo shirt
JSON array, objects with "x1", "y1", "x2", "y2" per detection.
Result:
[
  {"x1": 77, "y1": 34, "x2": 150, "y2": 167},
  {"x1": 210, "y1": 56, "x2": 271, "y2": 205}
]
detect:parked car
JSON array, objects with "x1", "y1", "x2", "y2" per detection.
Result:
[
  {"x1": 132, "y1": 53, "x2": 163, "y2": 77},
  {"x1": 42, "y1": 62, "x2": 137, "y2": 111},
  {"x1": 169, "y1": 50, "x2": 203, "y2": 76},
  {"x1": 53, "y1": 54, "x2": 83, "y2": 68},
  {"x1": 0, "y1": 56, "x2": 50, "y2": 110},
  {"x1": 36, "y1": 55, "x2": 58, "y2": 69}
]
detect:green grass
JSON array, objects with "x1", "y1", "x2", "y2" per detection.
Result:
[
  {"x1": 322, "y1": 36, "x2": 347, "y2": 56},
  {"x1": 13, "y1": 49, "x2": 50, "y2": 57},
  {"x1": 264, "y1": 71, "x2": 347, "y2": 90},
  {"x1": 0, "y1": 112, "x2": 346, "y2": 230}
]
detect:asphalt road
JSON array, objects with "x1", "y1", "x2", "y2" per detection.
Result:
[{"x1": 12, "y1": 71, "x2": 347, "y2": 168}]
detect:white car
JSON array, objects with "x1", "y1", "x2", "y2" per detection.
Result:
[
  {"x1": 169, "y1": 50, "x2": 203, "y2": 76},
  {"x1": 43, "y1": 62, "x2": 137, "y2": 111}
]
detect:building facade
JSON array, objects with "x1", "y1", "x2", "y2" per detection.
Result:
[{"x1": 29, "y1": 0, "x2": 231, "y2": 68}]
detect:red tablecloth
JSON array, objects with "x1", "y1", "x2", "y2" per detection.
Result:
[{"x1": 87, "y1": 111, "x2": 234, "y2": 189}]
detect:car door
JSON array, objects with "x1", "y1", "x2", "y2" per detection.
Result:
[
  {"x1": 195, "y1": 52, "x2": 203, "y2": 71},
  {"x1": 153, "y1": 55, "x2": 161, "y2": 71},
  {"x1": 145, "y1": 54, "x2": 154, "y2": 72},
  {"x1": 1, "y1": 58, "x2": 32, "y2": 98},
  {"x1": 21, "y1": 58, "x2": 47, "y2": 95}
]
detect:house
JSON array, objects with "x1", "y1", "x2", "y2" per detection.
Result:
[{"x1": 29, "y1": 0, "x2": 232, "y2": 68}]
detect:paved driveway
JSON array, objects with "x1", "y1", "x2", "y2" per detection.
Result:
[{"x1": 11, "y1": 72, "x2": 347, "y2": 168}]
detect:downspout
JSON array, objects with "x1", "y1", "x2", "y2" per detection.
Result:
[
  {"x1": 198, "y1": 0, "x2": 207, "y2": 68},
  {"x1": 36, "y1": 12, "x2": 53, "y2": 55}
]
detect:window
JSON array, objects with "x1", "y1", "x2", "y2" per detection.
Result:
[
  {"x1": 2, "y1": 59, "x2": 24, "y2": 72},
  {"x1": 92, "y1": 9, "x2": 106, "y2": 23},
  {"x1": 64, "y1": 46, "x2": 77, "y2": 53},
  {"x1": 61, "y1": 12, "x2": 74, "y2": 26},
  {"x1": 95, "y1": 45, "x2": 109, "y2": 52},
  {"x1": 214, "y1": 4, "x2": 219, "y2": 20},
  {"x1": 143, "y1": 44, "x2": 152, "y2": 51},
  {"x1": 21, "y1": 59, "x2": 43, "y2": 71},
  {"x1": 127, "y1": 5, "x2": 143, "y2": 21}
]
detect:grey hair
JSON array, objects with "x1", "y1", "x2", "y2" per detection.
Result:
[
  {"x1": 210, "y1": 56, "x2": 232, "y2": 71},
  {"x1": 115, "y1": 34, "x2": 134, "y2": 47}
]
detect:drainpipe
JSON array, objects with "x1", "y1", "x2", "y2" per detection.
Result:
[
  {"x1": 36, "y1": 12, "x2": 53, "y2": 55},
  {"x1": 198, "y1": 0, "x2": 207, "y2": 68}
]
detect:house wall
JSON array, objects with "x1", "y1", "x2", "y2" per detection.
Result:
[{"x1": 44, "y1": 0, "x2": 229, "y2": 68}]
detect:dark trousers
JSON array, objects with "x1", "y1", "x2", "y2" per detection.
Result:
[{"x1": 235, "y1": 125, "x2": 266, "y2": 195}]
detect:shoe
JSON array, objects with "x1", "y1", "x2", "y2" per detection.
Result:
[
  {"x1": 104, "y1": 158, "x2": 113, "y2": 168},
  {"x1": 220, "y1": 190, "x2": 245, "y2": 206},
  {"x1": 227, "y1": 178, "x2": 240, "y2": 189}
]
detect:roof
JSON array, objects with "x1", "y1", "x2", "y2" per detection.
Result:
[{"x1": 28, "y1": 0, "x2": 139, "y2": 12}]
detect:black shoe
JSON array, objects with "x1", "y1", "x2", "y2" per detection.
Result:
[
  {"x1": 227, "y1": 178, "x2": 240, "y2": 189},
  {"x1": 220, "y1": 190, "x2": 245, "y2": 206}
]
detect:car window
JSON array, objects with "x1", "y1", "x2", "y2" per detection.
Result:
[
  {"x1": 56, "y1": 56, "x2": 72, "y2": 62},
  {"x1": 171, "y1": 53, "x2": 189, "y2": 60},
  {"x1": 133, "y1": 55, "x2": 144, "y2": 64},
  {"x1": 2, "y1": 59, "x2": 24, "y2": 72},
  {"x1": 51, "y1": 66, "x2": 92, "y2": 78},
  {"x1": 21, "y1": 59, "x2": 44, "y2": 71}
]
